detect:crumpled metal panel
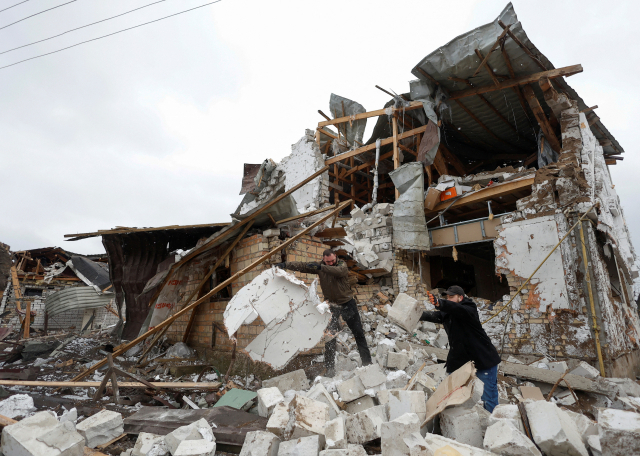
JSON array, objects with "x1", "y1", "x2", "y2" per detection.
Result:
[
  {"x1": 390, "y1": 162, "x2": 430, "y2": 250},
  {"x1": 410, "y1": 2, "x2": 623, "y2": 157},
  {"x1": 329, "y1": 93, "x2": 367, "y2": 146},
  {"x1": 45, "y1": 287, "x2": 114, "y2": 318}
]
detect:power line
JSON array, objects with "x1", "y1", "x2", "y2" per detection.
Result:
[
  {"x1": 0, "y1": 0, "x2": 31, "y2": 14},
  {"x1": 0, "y1": 0, "x2": 222, "y2": 70},
  {"x1": 1, "y1": 0, "x2": 170, "y2": 56},
  {"x1": 0, "y1": 0, "x2": 78, "y2": 31}
]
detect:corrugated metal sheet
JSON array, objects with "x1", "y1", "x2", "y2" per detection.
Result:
[
  {"x1": 409, "y1": 2, "x2": 623, "y2": 158},
  {"x1": 45, "y1": 287, "x2": 114, "y2": 317}
]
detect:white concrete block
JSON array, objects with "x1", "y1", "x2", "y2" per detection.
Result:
[
  {"x1": 239, "y1": 431, "x2": 280, "y2": 456},
  {"x1": 345, "y1": 405, "x2": 388, "y2": 444},
  {"x1": 483, "y1": 420, "x2": 541, "y2": 456},
  {"x1": 0, "y1": 394, "x2": 36, "y2": 419},
  {"x1": 337, "y1": 376, "x2": 365, "y2": 402},
  {"x1": 604, "y1": 377, "x2": 640, "y2": 397},
  {"x1": 277, "y1": 435, "x2": 322, "y2": 456},
  {"x1": 525, "y1": 400, "x2": 588, "y2": 456},
  {"x1": 307, "y1": 383, "x2": 341, "y2": 420},
  {"x1": 132, "y1": 433, "x2": 168, "y2": 456},
  {"x1": 433, "y1": 329, "x2": 448, "y2": 349},
  {"x1": 263, "y1": 229, "x2": 280, "y2": 238},
  {"x1": 545, "y1": 361, "x2": 568, "y2": 373},
  {"x1": 345, "y1": 396, "x2": 376, "y2": 414},
  {"x1": 165, "y1": 419, "x2": 214, "y2": 456},
  {"x1": 345, "y1": 445, "x2": 367, "y2": 456},
  {"x1": 257, "y1": 387, "x2": 285, "y2": 418},
  {"x1": 76, "y1": 410, "x2": 124, "y2": 448},
  {"x1": 374, "y1": 203, "x2": 392, "y2": 216},
  {"x1": 386, "y1": 371, "x2": 409, "y2": 389},
  {"x1": 586, "y1": 435, "x2": 601, "y2": 456},
  {"x1": 440, "y1": 406, "x2": 485, "y2": 449},
  {"x1": 402, "y1": 432, "x2": 434, "y2": 456},
  {"x1": 59, "y1": 408, "x2": 78, "y2": 424},
  {"x1": 356, "y1": 363, "x2": 387, "y2": 389},
  {"x1": 569, "y1": 361, "x2": 600, "y2": 379},
  {"x1": 563, "y1": 409, "x2": 598, "y2": 444},
  {"x1": 488, "y1": 404, "x2": 524, "y2": 433},
  {"x1": 266, "y1": 403, "x2": 290, "y2": 438},
  {"x1": 387, "y1": 352, "x2": 409, "y2": 371},
  {"x1": 598, "y1": 407, "x2": 640, "y2": 455},
  {"x1": 387, "y1": 390, "x2": 426, "y2": 423},
  {"x1": 324, "y1": 416, "x2": 347, "y2": 450},
  {"x1": 262, "y1": 370, "x2": 310, "y2": 394},
  {"x1": 388, "y1": 294, "x2": 422, "y2": 333},
  {"x1": 285, "y1": 395, "x2": 330, "y2": 440},
  {"x1": 381, "y1": 413, "x2": 420, "y2": 456},
  {"x1": 424, "y1": 434, "x2": 495, "y2": 455},
  {"x1": 376, "y1": 340, "x2": 396, "y2": 367},
  {"x1": 1, "y1": 411, "x2": 84, "y2": 456}
]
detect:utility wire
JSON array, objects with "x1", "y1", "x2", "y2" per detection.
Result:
[
  {"x1": 0, "y1": 0, "x2": 222, "y2": 70},
  {"x1": 0, "y1": 0, "x2": 31, "y2": 14},
  {"x1": 0, "y1": 0, "x2": 169, "y2": 56},
  {"x1": 0, "y1": 0, "x2": 78, "y2": 31}
]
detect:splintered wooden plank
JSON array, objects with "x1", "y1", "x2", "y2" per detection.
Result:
[{"x1": 315, "y1": 227, "x2": 347, "y2": 238}]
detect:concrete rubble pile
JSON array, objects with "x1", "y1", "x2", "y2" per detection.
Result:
[{"x1": 342, "y1": 203, "x2": 394, "y2": 274}]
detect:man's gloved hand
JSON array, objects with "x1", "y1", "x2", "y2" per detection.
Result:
[
  {"x1": 306, "y1": 262, "x2": 322, "y2": 272},
  {"x1": 273, "y1": 262, "x2": 286, "y2": 269},
  {"x1": 427, "y1": 291, "x2": 439, "y2": 307}
]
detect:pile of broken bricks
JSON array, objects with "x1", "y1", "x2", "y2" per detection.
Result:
[{"x1": 342, "y1": 204, "x2": 394, "y2": 273}]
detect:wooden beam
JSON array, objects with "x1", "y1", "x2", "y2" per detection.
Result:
[
  {"x1": 416, "y1": 67, "x2": 440, "y2": 87},
  {"x1": 521, "y1": 84, "x2": 562, "y2": 153},
  {"x1": 580, "y1": 105, "x2": 598, "y2": 113},
  {"x1": 500, "y1": 45, "x2": 531, "y2": 115},
  {"x1": 333, "y1": 188, "x2": 367, "y2": 205},
  {"x1": 66, "y1": 201, "x2": 353, "y2": 385},
  {"x1": 453, "y1": 99, "x2": 524, "y2": 151},
  {"x1": 599, "y1": 139, "x2": 612, "y2": 147},
  {"x1": 432, "y1": 148, "x2": 450, "y2": 176},
  {"x1": 449, "y1": 65, "x2": 583, "y2": 100},
  {"x1": 276, "y1": 204, "x2": 337, "y2": 224},
  {"x1": 325, "y1": 125, "x2": 427, "y2": 165},
  {"x1": 471, "y1": 24, "x2": 512, "y2": 77},
  {"x1": 474, "y1": 49, "x2": 500, "y2": 87},
  {"x1": 23, "y1": 301, "x2": 30, "y2": 339},
  {"x1": 605, "y1": 159, "x2": 617, "y2": 166},
  {"x1": 439, "y1": 144, "x2": 467, "y2": 176},
  {"x1": 0, "y1": 380, "x2": 221, "y2": 389},
  {"x1": 392, "y1": 115, "x2": 399, "y2": 200},
  {"x1": 398, "y1": 143, "x2": 417, "y2": 157},
  {"x1": 343, "y1": 150, "x2": 394, "y2": 178},
  {"x1": 318, "y1": 101, "x2": 422, "y2": 128},
  {"x1": 425, "y1": 177, "x2": 535, "y2": 213},
  {"x1": 498, "y1": 20, "x2": 548, "y2": 71}
]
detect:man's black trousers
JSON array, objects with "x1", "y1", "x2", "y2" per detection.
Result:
[{"x1": 324, "y1": 298, "x2": 372, "y2": 369}]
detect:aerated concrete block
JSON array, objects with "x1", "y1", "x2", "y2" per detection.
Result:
[
  {"x1": 381, "y1": 413, "x2": 420, "y2": 456},
  {"x1": 307, "y1": 383, "x2": 341, "y2": 420},
  {"x1": 424, "y1": 434, "x2": 495, "y2": 455},
  {"x1": 257, "y1": 387, "x2": 285, "y2": 418},
  {"x1": 239, "y1": 431, "x2": 280, "y2": 456},
  {"x1": 387, "y1": 352, "x2": 409, "y2": 371},
  {"x1": 546, "y1": 361, "x2": 568, "y2": 373},
  {"x1": 262, "y1": 369, "x2": 310, "y2": 394},
  {"x1": 569, "y1": 361, "x2": 600, "y2": 379},
  {"x1": 483, "y1": 420, "x2": 541, "y2": 456},
  {"x1": 564, "y1": 409, "x2": 598, "y2": 444},
  {"x1": 433, "y1": 329, "x2": 448, "y2": 349},
  {"x1": 76, "y1": 410, "x2": 124, "y2": 448},
  {"x1": 277, "y1": 435, "x2": 322, "y2": 456},
  {"x1": 285, "y1": 395, "x2": 330, "y2": 440},
  {"x1": 488, "y1": 404, "x2": 525, "y2": 433},
  {"x1": 525, "y1": 400, "x2": 588, "y2": 456},
  {"x1": 132, "y1": 433, "x2": 168, "y2": 456},
  {"x1": 376, "y1": 340, "x2": 396, "y2": 367},
  {"x1": 263, "y1": 229, "x2": 280, "y2": 238},
  {"x1": 2, "y1": 411, "x2": 85, "y2": 456},
  {"x1": 266, "y1": 403, "x2": 289, "y2": 438},
  {"x1": 587, "y1": 435, "x2": 601, "y2": 456},
  {"x1": 356, "y1": 363, "x2": 387, "y2": 389},
  {"x1": 324, "y1": 416, "x2": 347, "y2": 450},
  {"x1": 171, "y1": 440, "x2": 215, "y2": 456},
  {"x1": 386, "y1": 371, "x2": 409, "y2": 389},
  {"x1": 598, "y1": 408, "x2": 640, "y2": 456},
  {"x1": 440, "y1": 406, "x2": 485, "y2": 449},
  {"x1": 374, "y1": 203, "x2": 392, "y2": 216},
  {"x1": 337, "y1": 376, "x2": 365, "y2": 402},
  {"x1": 387, "y1": 293, "x2": 422, "y2": 333},
  {"x1": 387, "y1": 390, "x2": 426, "y2": 423},
  {"x1": 345, "y1": 396, "x2": 376, "y2": 414},
  {"x1": 165, "y1": 419, "x2": 215, "y2": 456},
  {"x1": 345, "y1": 405, "x2": 388, "y2": 444}
]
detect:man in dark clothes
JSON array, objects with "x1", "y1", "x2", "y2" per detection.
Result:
[
  {"x1": 421, "y1": 285, "x2": 501, "y2": 412},
  {"x1": 275, "y1": 249, "x2": 372, "y2": 376}
]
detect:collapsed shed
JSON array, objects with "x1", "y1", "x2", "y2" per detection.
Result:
[{"x1": 64, "y1": 3, "x2": 640, "y2": 379}]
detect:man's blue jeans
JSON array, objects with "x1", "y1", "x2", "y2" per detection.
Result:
[{"x1": 477, "y1": 364, "x2": 499, "y2": 412}]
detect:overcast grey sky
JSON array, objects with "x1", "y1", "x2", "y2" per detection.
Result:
[{"x1": 1, "y1": 0, "x2": 638, "y2": 255}]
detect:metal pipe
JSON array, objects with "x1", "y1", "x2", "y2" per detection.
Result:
[{"x1": 579, "y1": 221, "x2": 607, "y2": 377}]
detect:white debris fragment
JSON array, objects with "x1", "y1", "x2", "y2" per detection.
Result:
[{"x1": 0, "y1": 394, "x2": 36, "y2": 419}]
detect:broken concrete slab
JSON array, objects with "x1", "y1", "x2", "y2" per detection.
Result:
[
  {"x1": 2, "y1": 411, "x2": 84, "y2": 456},
  {"x1": 239, "y1": 431, "x2": 280, "y2": 456},
  {"x1": 223, "y1": 269, "x2": 331, "y2": 369},
  {"x1": 376, "y1": 339, "x2": 396, "y2": 367},
  {"x1": 276, "y1": 435, "x2": 323, "y2": 456},
  {"x1": 345, "y1": 396, "x2": 376, "y2": 415},
  {"x1": 284, "y1": 395, "x2": 330, "y2": 440},
  {"x1": 586, "y1": 435, "x2": 601, "y2": 456},
  {"x1": 170, "y1": 440, "x2": 215, "y2": 456},
  {"x1": 598, "y1": 407, "x2": 640, "y2": 455},
  {"x1": 387, "y1": 352, "x2": 409, "y2": 371},
  {"x1": 387, "y1": 390, "x2": 426, "y2": 422},
  {"x1": 524, "y1": 400, "x2": 588, "y2": 456},
  {"x1": 440, "y1": 406, "x2": 485, "y2": 449},
  {"x1": 604, "y1": 377, "x2": 640, "y2": 397},
  {"x1": 76, "y1": 409, "x2": 124, "y2": 448},
  {"x1": 402, "y1": 432, "x2": 434, "y2": 456},
  {"x1": 387, "y1": 293, "x2": 422, "y2": 333},
  {"x1": 263, "y1": 370, "x2": 310, "y2": 394},
  {"x1": 483, "y1": 420, "x2": 541, "y2": 456},
  {"x1": 132, "y1": 433, "x2": 169, "y2": 456},
  {"x1": 324, "y1": 416, "x2": 347, "y2": 450},
  {"x1": 266, "y1": 403, "x2": 290, "y2": 439},
  {"x1": 546, "y1": 361, "x2": 568, "y2": 373},
  {"x1": 488, "y1": 404, "x2": 525, "y2": 433},
  {"x1": 569, "y1": 361, "x2": 600, "y2": 379},
  {"x1": 424, "y1": 434, "x2": 495, "y2": 455},
  {"x1": 257, "y1": 387, "x2": 285, "y2": 418},
  {"x1": 0, "y1": 394, "x2": 37, "y2": 419},
  {"x1": 356, "y1": 363, "x2": 387, "y2": 389},
  {"x1": 307, "y1": 383, "x2": 341, "y2": 420},
  {"x1": 433, "y1": 329, "x2": 448, "y2": 349},
  {"x1": 337, "y1": 376, "x2": 365, "y2": 402},
  {"x1": 164, "y1": 418, "x2": 215, "y2": 456},
  {"x1": 380, "y1": 412, "x2": 420, "y2": 456},
  {"x1": 563, "y1": 409, "x2": 598, "y2": 445},
  {"x1": 386, "y1": 371, "x2": 410, "y2": 390},
  {"x1": 345, "y1": 405, "x2": 388, "y2": 444}
]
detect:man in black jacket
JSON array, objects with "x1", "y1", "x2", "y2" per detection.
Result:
[{"x1": 421, "y1": 285, "x2": 501, "y2": 412}]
